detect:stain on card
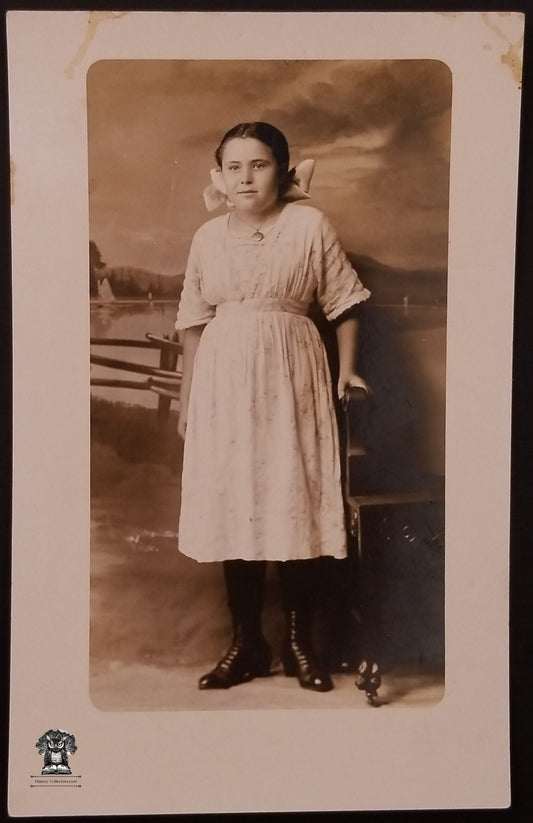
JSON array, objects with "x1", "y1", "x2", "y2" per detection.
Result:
[{"x1": 66, "y1": 11, "x2": 129, "y2": 79}]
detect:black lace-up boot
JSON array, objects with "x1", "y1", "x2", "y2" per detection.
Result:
[
  {"x1": 199, "y1": 560, "x2": 272, "y2": 689},
  {"x1": 277, "y1": 559, "x2": 334, "y2": 692}
]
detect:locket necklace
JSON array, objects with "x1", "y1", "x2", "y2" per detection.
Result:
[{"x1": 232, "y1": 209, "x2": 281, "y2": 242}]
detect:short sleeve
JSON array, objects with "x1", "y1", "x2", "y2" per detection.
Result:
[
  {"x1": 315, "y1": 215, "x2": 371, "y2": 321},
  {"x1": 175, "y1": 235, "x2": 216, "y2": 331}
]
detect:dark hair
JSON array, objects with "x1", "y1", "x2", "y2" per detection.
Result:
[{"x1": 214, "y1": 122, "x2": 294, "y2": 195}]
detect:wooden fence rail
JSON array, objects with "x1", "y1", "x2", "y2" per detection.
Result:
[{"x1": 90, "y1": 332, "x2": 182, "y2": 427}]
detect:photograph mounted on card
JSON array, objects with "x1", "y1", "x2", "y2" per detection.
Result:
[
  {"x1": 8, "y1": 10, "x2": 522, "y2": 816},
  {"x1": 87, "y1": 57, "x2": 449, "y2": 713}
]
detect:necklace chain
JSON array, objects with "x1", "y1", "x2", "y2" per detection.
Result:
[{"x1": 232, "y1": 209, "x2": 281, "y2": 242}]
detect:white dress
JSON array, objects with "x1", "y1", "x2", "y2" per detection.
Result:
[{"x1": 175, "y1": 203, "x2": 370, "y2": 562}]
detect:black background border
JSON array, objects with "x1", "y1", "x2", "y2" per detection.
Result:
[{"x1": 1, "y1": 2, "x2": 532, "y2": 821}]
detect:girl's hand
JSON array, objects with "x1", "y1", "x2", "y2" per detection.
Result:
[
  {"x1": 177, "y1": 325, "x2": 205, "y2": 441},
  {"x1": 177, "y1": 410, "x2": 187, "y2": 440},
  {"x1": 337, "y1": 372, "x2": 371, "y2": 400}
]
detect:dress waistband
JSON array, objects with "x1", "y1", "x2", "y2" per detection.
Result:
[{"x1": 216, "y1": 298, "x2": 309, "y2": 317}]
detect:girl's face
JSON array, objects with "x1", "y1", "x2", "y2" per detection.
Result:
[{"x1": 220, "y1": 137, "x2": 281, "y2": 218}]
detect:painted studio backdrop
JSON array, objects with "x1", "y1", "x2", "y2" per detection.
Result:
[{"x1": 88, "y1": 60, "x2": 450, "y2": 711}]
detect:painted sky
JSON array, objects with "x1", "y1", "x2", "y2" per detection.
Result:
[{"x1": 87, "y1": 59, "x2": 451, "y2": 276}]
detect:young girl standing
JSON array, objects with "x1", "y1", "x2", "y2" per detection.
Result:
[{"x1": 176, "y1": 122, "x2": 370, "y2": 692}]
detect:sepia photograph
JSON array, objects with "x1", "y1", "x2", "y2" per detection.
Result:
[
  {"x1": 88, "y1": 59, "x2": 449, "y2": 712},
  {"x1": 7, "y1": 10, "x2": 522, "y2": 815}
]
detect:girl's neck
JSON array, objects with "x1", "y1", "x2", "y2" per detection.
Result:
[{"x1": 232, "y1": 202, "x2": 285, "y2": 231}]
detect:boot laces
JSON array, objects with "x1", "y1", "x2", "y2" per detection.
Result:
[{"x1": 217, "y1": 642, "x2": 243, "y2": 673}]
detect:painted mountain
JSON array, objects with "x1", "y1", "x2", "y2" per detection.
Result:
[
  {"x1": 94, "y1": 266, "x2": 184, "y2": 300},
  {"x1": 347, "y1": 253, "x2": 447, "y2": 306},
  {"x1": 95, "y1": 255, "x2": 446, "y2": 305}
]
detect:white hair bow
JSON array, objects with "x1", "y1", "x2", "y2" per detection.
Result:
[{"x1": 202, "y1": 159, "x2": 316, "y2": 212}]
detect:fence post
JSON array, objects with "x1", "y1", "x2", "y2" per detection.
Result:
[{"x1": 157, "y1": 335, "x2": 172, "y2": 430}]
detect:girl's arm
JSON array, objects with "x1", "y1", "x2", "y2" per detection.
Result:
[
  {"x1": 177, "y1": 325, "x2": 206, "y2": 439},
  {"x1": 335, "y1": 315, "x2": 370, "y2": 400}
]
